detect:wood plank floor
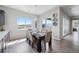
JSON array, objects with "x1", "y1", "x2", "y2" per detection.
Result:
[{"x1": 4, "y1": 32, "x2": 79, "y2": 53}]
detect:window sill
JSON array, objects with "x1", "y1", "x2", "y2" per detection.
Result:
[{"x1": 17, "y1": 29, "x2": 27, "y2": 31}]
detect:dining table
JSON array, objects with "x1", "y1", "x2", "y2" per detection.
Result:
[{"x1": 32, "y1": 32, "x2": 46, "y2": 52}]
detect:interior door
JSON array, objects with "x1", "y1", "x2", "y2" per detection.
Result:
[{"x1": 62, "y1": 18, "x2": 70, "y2": 36}]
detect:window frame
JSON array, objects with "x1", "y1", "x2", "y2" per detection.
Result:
[
  {"x1": 17, "y1": 16, "x2": 32, "y2": 30},
  {"x1": 42, "y1": 19, "x2": 52, "y2": 28}
]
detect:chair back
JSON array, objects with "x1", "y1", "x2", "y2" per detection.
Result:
[
  {"x1": 44, "y1": 31, "x2": 52, "y2": 42},
  {"x1": 28, "y1": 30, "x2": 33, "y2": 42}
]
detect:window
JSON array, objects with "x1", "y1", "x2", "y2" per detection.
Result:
[
  {"x1": 42, "y1": 18, "x2": 52, "y2": 28},
  {"x1": 17, "y1": 16, "x2": 32, "y2": 30},
  {"x1": 46, "y1": 19, "x2": 52, "y2": 26},
  {"x1": 72, "y1": 20, "x2": 79, "y2": 31}
]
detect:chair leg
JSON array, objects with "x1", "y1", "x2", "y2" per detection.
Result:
[
  {"x1": 44, "y1": 42, "x2": 46, "y2": 52},
  {"x1": 27, "y1": 38, "x2": 28, "y2": 41},
  {"x1": 29, "y1": 40, "x2": 31, "y2": 45},
  {"x1": 26, "y1": 38, "x2": 28, "y2": 42},
  {"x1": 32, "y1": 42, "x2": 34, "y2": 48},
  {"x1": 49, "y1": 39, "x2": 51, "y2": 48},
  {"x1": 49, "y1": 39, "x2": 52, "y2": 51}
]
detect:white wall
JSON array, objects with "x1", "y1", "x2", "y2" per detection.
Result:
[
  {"x1": 0, "y1": 6, "x2": 71, "y2": 40},
  {"x1": 38, "y1": 6, "x2": 61, "y2": 40},
  {"x1": 38, "y1": 7, "x2": 71, "y2": 40},
  {"x1": 60, "y1": 8, "x2": 71, "y2": 37},
  {"x1": 0, "y1": 6, "x2": 37, "y2": 40}
]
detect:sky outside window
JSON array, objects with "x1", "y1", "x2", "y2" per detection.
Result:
[{"x1": 17, "y1": 16, "x2": 32, "y2": 25}]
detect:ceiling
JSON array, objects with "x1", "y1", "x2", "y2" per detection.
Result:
[
  {"x1": 3, "y1": 5, "x2": 57, "y2": 15},
  {"x1": 61, "y1": 5, "x2": 79, "y2": 17},
  {"x1": 3, "y1": 5, "x2": 79, "y2": 18}
]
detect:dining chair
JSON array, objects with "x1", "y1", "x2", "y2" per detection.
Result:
[
  {"x1": 27, "y1": 30, "x2": 38, "y2": 48},
  {"x1": 43, "y1": 31, "x2": 52, "y2": 52},
  {"x1": 26, "y1": 30, "x2": 29, "y2": 41}
]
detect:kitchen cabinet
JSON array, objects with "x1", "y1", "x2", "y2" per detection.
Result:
[
  {"x1": 0, "y1": 31, "x2": 10, "y2": 52},
  {"x1": 0, "y1": 10, "x2": 5, "y2": 26}
]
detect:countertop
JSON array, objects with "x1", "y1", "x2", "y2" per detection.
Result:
[{"x1": 0, "y1": 31, "x2": 9, "y2": 40}]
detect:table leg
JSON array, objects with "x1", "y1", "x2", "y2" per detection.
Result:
[
  {"x1": 49, "y1": 37, "x2": 52, "y2": 49},
  {"x1": 1, "y1": 39, "x2": 4, "y2": 53},
  {"x1": 37, "y1": 39, "x2": 41, "y2": 53}
]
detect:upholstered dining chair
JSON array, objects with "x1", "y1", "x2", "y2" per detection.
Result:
[
  {"x1": 28, "y1": 31, "x2": 33, "y2": 45},
  {"x1": 43, "y1": 31, "x2": 52, "y2": 52},
  {"x1": 27, "y1": 30, "x2": 37, "y2": 48}
]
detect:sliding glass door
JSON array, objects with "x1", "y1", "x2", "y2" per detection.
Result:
[{"x1": 72, "y1": 20, "x2": 79, "y2": 32}]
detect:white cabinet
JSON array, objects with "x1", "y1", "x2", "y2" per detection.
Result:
[
  {"x1": 0, "y1": 10, "x2": 5, "y2": 26},
  {"x1": 0, "y1": 31, "x2": 10, "y2": 52}
]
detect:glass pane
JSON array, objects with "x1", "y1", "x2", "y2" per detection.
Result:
[
  {"x1": 42, "y1": 20, "x2": 45, "y2": 24},
  {"x1": 25, "y1": 18, "x2": 32, "y2": 29},
  {"x1": 17, "y1": 16, "x2": 26, "y2": 25},
  {"x1": 17, "y1": 16, "x2": 32, "y2": 30},
  {"x1": 26, "y1": 18, "x2": 32, "y2": 25},
  {"x1": 46, "y1": 20, "x2": 52, "y2": 25}
]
